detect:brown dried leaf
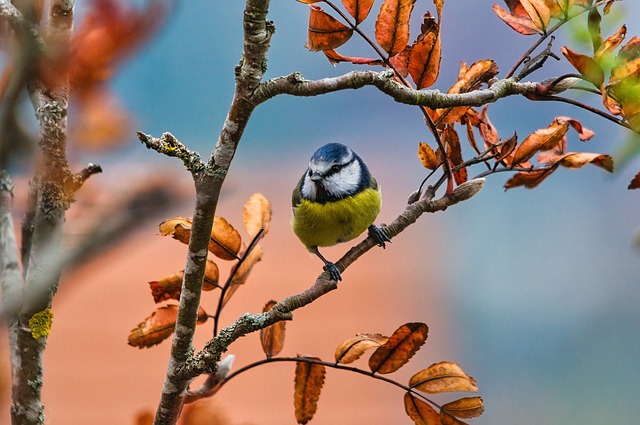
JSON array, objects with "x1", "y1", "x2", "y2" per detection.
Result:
[
  {"x1": 148, "y1": 260, "x2": 219, "y2": 303},
  {"x1": 617, "y1": 36, "x2": 640, "y2": 63},
  {"x1": 409, "y1": 361, "x2": 478, "y2": 394},
  {"x1": 512, "y1": 119, "x2": 569, "y2": 165},
  {"x1": 437, "y1": 60, "x2": 498, "y2": 125},
  {"x1": 389, "y1": 47, "x2": 412, "y2": 77},
  {"x1": 519, "y1": 0, "x2": 551, "y2": 31},
  {"x1": 221, "y1": 245, "x2": 264, "y2": 308},
  {"x1": 478, "y1": 105, "x2": 499, "y2": 149},
  {"x1": 261, "y1": 300, "x2": 286, "y2": 358},
  {"x1": 149, "y1": 272, "x2": 183, "y2": 303},
  {"x1": 159, "y1": 217, "x2": 192, "y2": 245},
  {"x1": 403, "y1": 392, "x2": 441, "y2": 425},
  {"x1": 408, "y1": 12, "x2": 441, "y2": 89},
  {"x1": 504, "y1": 167, "x2": 556, "y2": 189},
  {"x1": 496, "y1": 133, "x2": 518, "y2": 165},
  {"x1": 294, "y1": 357, "x2": 326, "y2": 424},
  {"x1": 375, "y1": 0, "x2": 416, "y2": 56},
  {"x1": 342, "y1": 0, "x2": 375, "y2": 25},
  {"x1": 444, "y1": 126, "x2": 467, "y2": 185},
  {"x1": 128, "y1": 305, "x2": 208, "y2": 349},
  {"x1": 243, "y1": 193, "x2": 272, "y2": 240},
  {"x1": 441, "y1": 397, "x2": 485, "y2": 419},
  {"x1": 440, "y1": 411, "x2": 469, "y2": 425},
  {"x1": 210, "y1": 216, "x2": 242, "y2": 261},
  {"x1": 418, "y1": 142, "x2": 440, "y2": 170},
  {"x1": 335, "y1": 333, "x2": 389, "y2": 364},
  {"x1": 542, "y1": 152, "x2": 614, "y2": 172},
  {"x1": 561, "y1": 46, "x2": 604, "y2": 87},
  {"x1": 628, "y1": 172, "x2": 640, "y2": 190},
  {"x1": 594, "y1": 25, "x2": 626, "y2": 64},
  {"x1": 492, "y1": 3, "x2": 542, "y2": 35},
  {"x1": 306, "y1": 5, "x2": 353, "y2": 51},
  {"x1": 369, "y1": 322, "x2": 428, "y2": 374},
  {"x1": 323, "y1": 49, "x2": 385, "y2": 66}
]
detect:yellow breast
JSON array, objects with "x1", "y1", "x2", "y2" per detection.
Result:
[{"x1": 292, "y1": 187, "x2": 382, "y2": 249}]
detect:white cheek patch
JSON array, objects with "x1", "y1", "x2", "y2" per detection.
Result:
[
  {"x1": 325, "y1": 160, "x2": 361, "y2": 197},
  {"x1": 301, "y1": 174, "x2": 316, "y2": 199}
]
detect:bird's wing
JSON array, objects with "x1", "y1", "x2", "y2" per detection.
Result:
[
  {"x1": 370, "y1": 174, "x2": 379, "y2": 191},
  {"x1": 292, "y1": 173, "x2": 305, "y2": 208}
]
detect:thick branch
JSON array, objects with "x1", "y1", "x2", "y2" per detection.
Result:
[
  {"x1": 253, "y1": 70, "x2": 536, "y2": 108},
  {"x1": 181, "y1": 179, "x2": 486, "y2": 380},
  {"x1": 153, "y1": 1, "x2": 274, "y2": 424}
]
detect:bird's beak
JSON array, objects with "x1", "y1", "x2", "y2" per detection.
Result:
[{"x1": 309, "y1": 171, "x2": 322, "y2": 182}]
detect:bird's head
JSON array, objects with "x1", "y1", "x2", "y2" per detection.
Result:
[{"x1": 301, "y1": 143, "x2": 370, "y2": 203}]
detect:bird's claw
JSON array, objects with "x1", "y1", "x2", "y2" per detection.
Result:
[
  {"x1": 368, "y1": 224, "x2": 391, "y2": 248},
  {"x1": 323, "y1": 262, "x2": 342, "y2": 282}
]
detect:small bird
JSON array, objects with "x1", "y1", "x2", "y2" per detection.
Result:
[{"x1": 292, "y1": 143, "x2": 391, "y2": 281}]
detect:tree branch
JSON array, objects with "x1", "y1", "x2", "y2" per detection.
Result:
[
  {"x1": 152, "y1": 1, "x2": 275, "y2": 423},
  {"x1": 253, "y1": 70, "x2": 537, "y2": 108}
]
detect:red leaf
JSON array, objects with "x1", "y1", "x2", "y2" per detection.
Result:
[
  {"x1": 306, "y1": 5, "x2": 353, "y2": 51},
  {"x1": 342, "y1": 0, "x2": 375, "y2": 25},
  {"x1": 375, "y1": 0, "x2": 417, "y2": 56},
  {"x1": 408, "y1": 12, "x2": 441, "y2": 89}
]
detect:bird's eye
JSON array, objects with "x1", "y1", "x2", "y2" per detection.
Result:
[{"x1": 330, "y1": 165, "x2": 341, "y2": 173}]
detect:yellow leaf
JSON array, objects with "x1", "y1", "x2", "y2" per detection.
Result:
[
  {"x1": 335, "y1": 333, "x2": 389, "y2": 364},
  {"x1": 243, "y1": 192, "x2": 272, "y2": 240},
  {"x1": 441, "y1": 396, "x2": 484, "y2": 419},
  {"x1": 409, "y1": 361, "x2": 478, "y2": 394}
]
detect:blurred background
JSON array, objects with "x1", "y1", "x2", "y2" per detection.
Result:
[{"x1": 1, "y1": 1, "x2": 640, "y2": 424}]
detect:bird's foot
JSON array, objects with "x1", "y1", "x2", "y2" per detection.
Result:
[
  {"x1": 323, "y1": 262, "x2": 342, "y2": 282},
  {"x1": 368, "y1": 224, "x2": 391, "y2": 248}
]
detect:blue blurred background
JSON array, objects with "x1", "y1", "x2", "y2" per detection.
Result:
[{"x1": 69, "y1": 1, "x2": 640, "y2": 424}]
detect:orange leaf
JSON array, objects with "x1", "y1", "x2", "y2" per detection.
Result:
[
  {"x1": 149, "y1": 260, "x2": 219, "y2": 303},
  {"x1": 561, "y1": 46, "x2": 604, "y2": 87},
  {"x1": 149, "y1": 272, "x2": 183, "y2": 303},
  {"x1": 495, "y1": 133, "x2": 519, "y2": 165},
  {"x1": 503, "y1": 168, "x2": 555, "y2": 190},
  {"x1": 437, "y1": 60, "x2": 498, "y2": 125},
  {"x1": 342, "y1": 0, "x2": 375, "y2": 25},
  {"x1": 323, "y1": 49, "x2": 385, "y2": 66},
  {"x1": 335, "y1": 333, "x2": 389, "y2": 364},
  {"x1": 159, "y1": 217, "x2": 192, "y2": 244},
  {"x1": 409, "y1": 361, "x2": 478, "y2": 394},
  {"x1": 260, "y1": 300, "x2": 286, "y2": 358},
  {"x1": 594, "y1": 25, "x2": 626, "y2": 64},
  {"x1": 375, "y1": 0, "x2": 417, "y2": 56},
  {"x1": 492, "y1": 3, "x2": 541, "y2": 35},
  {"x1": 221, "y1": 244, "x2": 263, "y2": 308},
  {"x1": 243, "y1": 193, "x2": 272, "y2": 240},
  {"x1": 368, "y1": 322, "x2": 428, "y2": 374},
  {"x1": 306, "y1": 5, "x2": 353, "y2": 51},
  {"x1": 389, "y1": 47, "x2": 412, "y2": 78},
  {"x1": 541, "y1": 152, "x2": 614, "y2": 172},
  {"x1": 403, "y1": 392, "x2": 441, "y2": 425},
  {"x1": 478, "y1": 105, "x2": 499, "y2": 149},
  {"x1": 440, "y1": 411, "x2": 469, "y2": 425},
  {"x1": 628, "y1": 172, "x2": 640, "y2": 190},
  {"x1": 519, "y1": 0, "x2": 551, "y2": 31},
  {"x1": 67, "y1": 0, "x2": 164, "y2": 98},
  {"x1": 128, "y1": 305, "x2": 208, "y2": 349},
  {"x1": 408, "y1": 12, "x2": 441, "y2": 89},
  {"x1": 418, "y1": 142, "x2": 440, "y2": 170},
  {"x1": 294, "y1": 357, "x2": 326, "y2": 424},
  {"x1": 444, "y1": 126, "x2": 467, "y2": 185},
  {"x1": 512, "y1": 119, "x2": 569, "y2": 165},
  {"x1": 210, "y1": 216, "x2": 242, "y2": 261},
  {"x1": 441, "y1": 397, "x2": 485, "y2": 419}
]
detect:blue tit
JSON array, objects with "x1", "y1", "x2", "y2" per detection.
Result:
[{"x1": 291, "y1": 143, "x2": 391, "y2": 281}]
